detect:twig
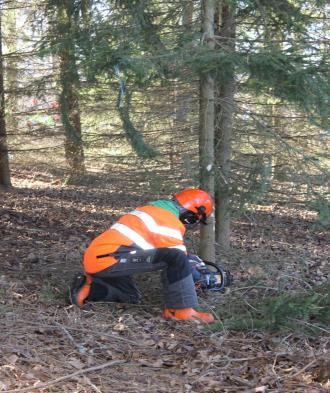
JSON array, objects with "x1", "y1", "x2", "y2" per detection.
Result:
[
  {"x1": 228, "y1": 375, "x2": 255, "y2": 388},
  {"x1": 227, "y1": 356, "x2": 268, "y2": 362},
  {"x1": 4, "y1": 360, "x2": 127, "y2": 393},
  {"x1": 231, "y1": 285, "x2": 279, "y2": 293},
  {"x1": 82, "y1": 375, "x2": 103, "y2": 393},
  {"x1": 272, "y1": 352, "x2": 290, "y2": 376},
  {"x1": 14, "y1": 319, "x2": 143, "y2": 347},
  {"x1": 272, "y1": 353, "x2": 279, "y2": 376},
  {"x1": 243, "y1": 299, "x2": 259, "y2": 312},
  {"x1": 288, "y1": 318, "x2": 330, "y2": 335},
  {"x1": 289, "y1": 358, "x2": 318, "y2": 379},
  {"x1": 278, "y1": 274, "x2": 313, "y2": 289},
  {"x1": 54, "y1": 322, "x2": 87, "y2": 354}
]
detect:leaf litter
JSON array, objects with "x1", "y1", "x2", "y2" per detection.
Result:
[{"x1": 0, "y1": 170, "x2": 329, "y2": 392}]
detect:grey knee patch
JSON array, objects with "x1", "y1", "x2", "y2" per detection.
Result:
[{"x1": 164, "y1": 274, "x2": 199, "y2": 309}]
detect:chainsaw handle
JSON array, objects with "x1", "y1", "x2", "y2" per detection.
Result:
[{"x1": 202, "y1": 260, "x2": 223, "y2": 273}]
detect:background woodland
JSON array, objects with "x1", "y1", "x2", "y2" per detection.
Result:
[{"x1": 0, "y1": 1, "x2": 329, "y2": 391}]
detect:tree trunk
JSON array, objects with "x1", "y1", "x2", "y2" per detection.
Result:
[
  {"x1": 0, "y1": 11, "x2": 11, "y2": 188},
  {"x1": 57, "y1": 2, "x2": 85, "y2": 181},
  {"x1": 199, "y1": 0, "x2": 215, "y2": 262},
  {"x1": 59, "y1": 53, "x2": 86, "y2": 178},
  {"x1": 215, "y1": 2, "x2": 236, "y2": 250},
  {"x1": 4, "y1": 8, "x2": 18, "y2": 134},
  {"x1": 182, "y1": 0, "x2": 193, "y2": 30},
  {"x1": 171, "y1": 2, "x2": 194, "y2": 172},
  {"x1": 176, "y1": 1, "x2": 193, "y2": 124}
]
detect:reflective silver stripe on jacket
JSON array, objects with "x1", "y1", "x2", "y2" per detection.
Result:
[
  {"x1": 111, "y1": 223, "x2": 154, "y2": 250},
  {"x1": 129, "y1": 210, "x2": 183, "y2": 240}
]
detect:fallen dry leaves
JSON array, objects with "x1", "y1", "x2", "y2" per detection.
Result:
[{"x1": 0, "y1": 170, "x2": 329, "y2": 392}]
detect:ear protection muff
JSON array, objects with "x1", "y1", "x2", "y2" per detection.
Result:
[{"x1": 180, "y1": 206, "x2": 208, "y2": 226}]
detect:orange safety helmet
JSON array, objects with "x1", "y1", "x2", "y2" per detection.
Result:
[{"x1": 174, "y1": 188, "x2": 214, "y2": 225}]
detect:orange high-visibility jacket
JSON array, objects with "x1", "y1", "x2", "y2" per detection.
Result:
[{"x1": 84, "y1": 204, "x2": 187, "y2": 274}]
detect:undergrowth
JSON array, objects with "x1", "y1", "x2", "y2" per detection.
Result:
[{"x1": 212, "y1": 282, "x2": 330, "y2": 336}]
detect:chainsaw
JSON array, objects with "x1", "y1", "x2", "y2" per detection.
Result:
[{"x1": 189, "y1": 255, "x2": 233, "y2": 293}]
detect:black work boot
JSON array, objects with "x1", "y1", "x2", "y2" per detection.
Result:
[{"x1": 66, "y1": 274, "x2": 92, "y2": 306}]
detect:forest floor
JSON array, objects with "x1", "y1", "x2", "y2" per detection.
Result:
[{"x1": 0, "y1": 167, "x2": 329, "y2": 393}]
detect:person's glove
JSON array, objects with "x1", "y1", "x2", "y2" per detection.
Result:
[{"x1": 188, "y1": 254, "x2": 233, "y2": 292}]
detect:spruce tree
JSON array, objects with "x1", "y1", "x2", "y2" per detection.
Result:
[
  {"x1": 214, "y1": 0, "x2": 236, "y2": 250},
  {"x1": 199, "y1": 0, "x2": 216, "y2": 261},
  {"x1": 0, "y1": 7, "x2": 11, "y2": 188},
  {"x1": 44, "y1": 0, "x2": 86, "y2": 181}
]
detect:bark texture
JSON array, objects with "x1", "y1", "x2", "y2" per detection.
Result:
[
  {"x1": 0, "y1": 12, "x2": 11, "y2": 187},
  {"x1": 199, "y1": 0, "x2": 215, "y2": 262},
  {"x1": 57, "y1": 2, "x2": 86, "y2": 180},
  {"x1": 5, "y1": 8, "x2": 18, "y2": 134},
  {"x1": 215, "y1": 1, "x2": 236, "y2": 250}
]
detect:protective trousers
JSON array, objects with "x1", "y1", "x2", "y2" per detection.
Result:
[{"x1": 88, "y1": 248, "x2": 199, "y2": 309}]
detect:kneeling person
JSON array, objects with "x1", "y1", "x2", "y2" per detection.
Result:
[{"x1": 69, "y1": 188, "x2": 215, "y2": 324}]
